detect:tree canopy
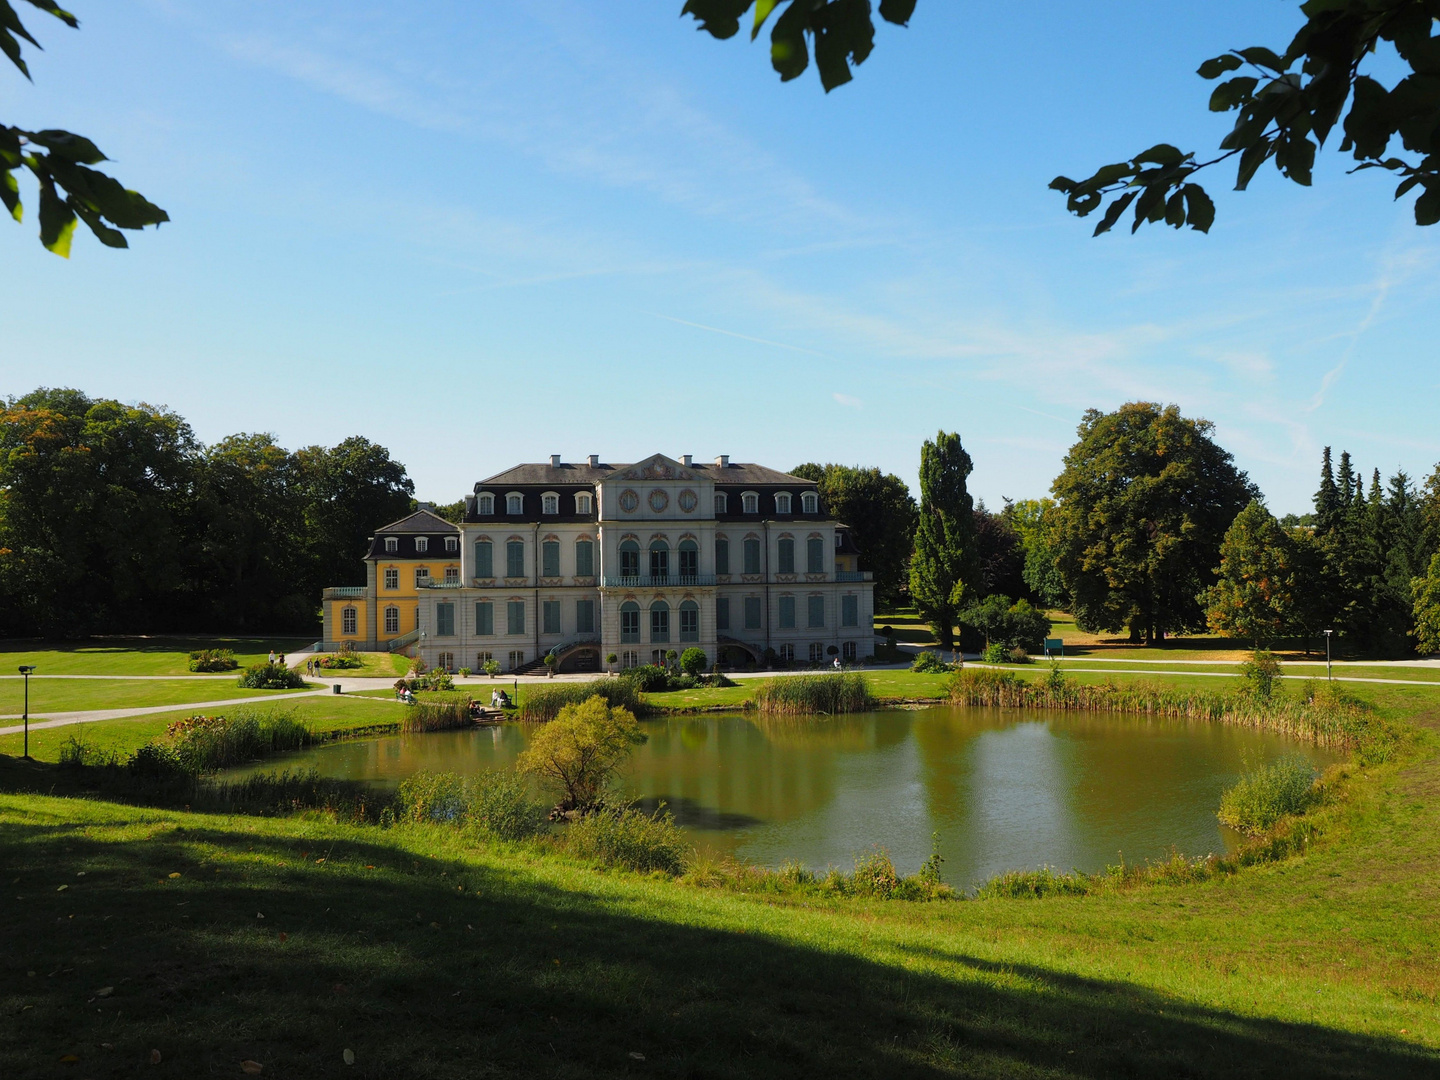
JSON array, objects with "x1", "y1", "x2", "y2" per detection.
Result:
[
  {"x1": 790, "y1": 461, "x2": 917, "y2": 608},
  {"x1": 1200, "y1": 500, "x2": 1304, "y2": 646},
  {"x1": 908, "y1": 430, "x2": 977, "y2": 650}
]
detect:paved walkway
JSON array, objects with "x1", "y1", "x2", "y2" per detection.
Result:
[{"x1": 0, "y1": 690, "x2": 330, "y2": 737}]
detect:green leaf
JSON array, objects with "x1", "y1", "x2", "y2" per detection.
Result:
[
  {"x1": 1164, "y1": 189, "x2": 1186, "y2": 227},
  {"x1": 28, "y1": 129, "x2": 107, "y2": 164},
  {"x1": 769, "y1": 0, "x2": 809, "y2": 82},
  {"x1": 36, "y1": 175, "x2": 75, "y2": 257},
  {"x1": 0, "y1": 166, "x2": 20, "y2": 221},
  {"x1": 1234, "y1": 138, "x2": 1273, "y2": 190},
  {"x1": 72, "y1": 202, "x2": 128, "y2": 248},
  {"x1": 1182, "y1": 184, "x2": 1215, "y2": 232},
  {"x1": 1236, "y1": 46, "x2": 1287, "y2": 72},
  {"x1": 1093, "y1": 190, "x2": 1137, "y2": 236},
  {"x1": 679, "y1": 0, "x2": 750, "y2": 40},
  {"x1": 1209, "y1": 76, "x2": 1258, "y2": 112},
  {"x1": 1197, "y1": 54, "x2": 1243, "y2": 80},
  {"x1": 0, "y1": 25, "x2": 32, "y2": 79},
  {"x1": 1413, "y1": 183, "x2": 1440, "y2": 227},
  {"x1": 751, "y1": 0, "x2": 780, "y2": 40},
  {"x1": 878, "y1": 0, "x2": 917, "y2": 25},
  {"x1": 1048, "y1": 175, "x2": 1077, "y2": 193},
  {"x1": 1132, "y1": 143, "x2": 1184, "y2": 167}
]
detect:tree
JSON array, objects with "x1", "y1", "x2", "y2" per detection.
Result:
[
  {"x1": 908, "y1": 431, "x2": 977, "y2": 650},
  {"x1": 972, "y1": 502, "x2": 1026, "y2": 601},
  {"x1": 1201, "y1": 500, "x2": 1302, "y2": 647},
  {"x1": 790, "y1": 462, "x2": 917, "y2": 607},
  {"x1": 960, "y1": 594, "x2": 1051, "y2": 650},
  {"x1": 1003, "y1": 498, "x2": 1068, "y2": 610},
  {"x1": 679, "y1": 647, "x2": 708, "y2": 676},
  {"x1": 3, "y1": 3, "x2": 167, "y2": 255},
  {"x1": 1050, "y1": 402, "x2": 1257, "y2": 645},
  {"x1": 516, "y1": 695, "x2": 644, "y2": 813},
  {"x1": 1413, "y1": 553, "x2": 1440, "y2": 655}
]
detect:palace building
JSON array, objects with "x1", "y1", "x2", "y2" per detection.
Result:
[{"x1": 319, "y1": 453, "x2": 875, "y2": 672}]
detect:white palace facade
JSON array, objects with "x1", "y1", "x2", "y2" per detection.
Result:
[{"x1": 320, "y1": 453, "x2": 876, "y2": 672}]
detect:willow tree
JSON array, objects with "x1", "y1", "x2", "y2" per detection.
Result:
[{"x1": 909, "y1": 430, "x2": 977, "y2": 650}]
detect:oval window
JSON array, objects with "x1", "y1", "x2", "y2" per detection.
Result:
[
  {"x1": 677, "y1": 489, "x2": 698, "y2": 513},
  {"x1": 648, "y1": 489, "x2": 670, "y2": 512},
  {"x1": 618, "y1": 489, "x2": 640, "y2": 513}
]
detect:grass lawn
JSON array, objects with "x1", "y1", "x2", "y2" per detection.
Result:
[
  {"x1": 1049, "y1": 658, "x2": 1440, "y2": 685},
  {"x1": 0, "y1": 636, "x2": 315, "y2": 677},
  {"x1": 0, "y1": 679, "x2": 317, "y2": 717},
  {"x1": 2, "y1": 686, "x2": 1438, "y2": 1077},
  {"x1": 312, "y1": 652, "x2": 412, "y2": 678}
]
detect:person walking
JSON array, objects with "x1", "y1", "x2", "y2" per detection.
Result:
[{"x1": 268, "y1": 649, "x2": 277, "y2": 665}]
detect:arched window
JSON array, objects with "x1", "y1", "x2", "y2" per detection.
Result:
[
  {"x1": 678, "y1": 538, "x2": 699, "y2": 579},
  {"x1": 679, "y1": 600, "x2": 699, "y2": 642},
  {"x1": 620, "y1": 601, "x2": 641, "y2": 643},
  {"x1": 384, "y1": 606, "x2": 400, "y2": 635},
  {"x1": 575, "y1": 492, "x2": 593, "y2": 514},
  {"x1": 802, "y1": 491, "x2": 819, "y2": 514},
  {"x1": 444, "y1": 536, "x2": 458, "y2": 552},
  {"x1": 541, "y1": 492, "x2": 559, "y2": 515},
  {"x1": 649, "y1": 539, "x2": 669, "y2": 581},
  {"x1": 506, "y1": 492, "x2": 524, "y2": 514},
  {"x1": 649, "y1": 600, "x2": 670, "y2": 643},
  {"x1": 741, "y1": 491, "x2": 759, "y2": 514},
  {"x1": 574, "y1": 538, "x2": 594, "y2": 577},
  {"x1": 619, "y1": 539, "x2": 640, "y2": 579},
  {"x1": 506, "y1": 539, "x2": 525, "y2": 578},
  {"x1": 384, "y1": 536, "x2": 398, "y2": 553},
  {"x1": 476, "y1": 492, "x2": 495, "y2": 515},
  {"x1": 775, "y1": 492, "x2": 792, "y2": 514},
  {"x1": 714, "y1": 492, "x2": 728, "y2": 514},
  {"x1": 777, "y1": 536, "x2": 795, "y2": 574},
  {"x1": 415, "y1": 537, "x2": 429, "y2": 553}
]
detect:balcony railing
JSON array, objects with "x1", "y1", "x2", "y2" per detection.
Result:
[
  {"x1": 601, "y1": 574, "x2": 718, "y2": 588},
  {"x1": 322, "y1": 586, "x2": 368, "y2": 599},
  {"x1": 416, "y1": 579, "x2": 465, "y2": 589},
  {"x1": 835, "y1": 571, "x2": 873, "y2": 582}
]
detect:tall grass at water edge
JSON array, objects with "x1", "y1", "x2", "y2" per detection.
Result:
[
  {"x1": 752, "y1": 672, "x2": 874, "y2": 715},
  {"x1": 1218, "y1": 755, "x2": 1320, "y2": 835},
  {"x1": 519, "y1": 679, "x2": 645, "y2": 722},
  {"x1": 400, "y1": 696, "x2": 474, "y2": 734},
  {"x1": 161, "y1": 708, "x2": 312, "y2": 772},
  {"x1": 395, "y1": 770, "x2": 547, "y2": 840}
]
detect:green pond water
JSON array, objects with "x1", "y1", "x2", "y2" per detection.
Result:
[{"x1": 233, "y1": 707, "x2": 1334, "y2": 888}]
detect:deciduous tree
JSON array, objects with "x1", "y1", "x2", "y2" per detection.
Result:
[
  {"x1": 516, "y1": 696, "x2": 644, "y2": 813},
  {"x1": 1201, "y1": 500, "x2": 1301, "y2": 647},
  {"x1": 908, "y1": 430, "x2": 977, "y2": 650},
  {"x1": 790, "y1": 461, "x2": 917, "y2": 608},
  {"x1": 1413, "y1": 552, "x2": 1440, "y2": 655}
]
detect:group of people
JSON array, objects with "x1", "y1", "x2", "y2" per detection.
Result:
[{"x1": 268, "y1": 649, "x2": 287, "y2": 667}]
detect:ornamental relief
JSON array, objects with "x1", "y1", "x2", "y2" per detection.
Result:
[
  {"x1": 648, "y1": 489, "x2": 669, "y2": 512},
  {"x1": 677, "y1": 489, "x2": 698, "y2": 513},
  {"x1": 618, "y1": 489, "x2": 640, "y2": 513}
]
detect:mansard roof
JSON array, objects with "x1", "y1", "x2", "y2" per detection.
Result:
[
  {"x1": 373, "y1": 508, "x2": 459, "y2": 534},
  {"x1": 476, "y1": 455, "x2": 816, "y2": 489}
]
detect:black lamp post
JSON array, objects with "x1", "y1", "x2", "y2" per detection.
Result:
[
  {"x1": 1323, "y1": 630, "x2": 1334, "y2": 682},
  {"x1": 18, "y1": 665, "x2": 35, "y2": 759}
]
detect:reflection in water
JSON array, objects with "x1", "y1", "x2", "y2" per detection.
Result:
[{"x1": 228, "y1": 707, "x2": 1334, "y2": 888}]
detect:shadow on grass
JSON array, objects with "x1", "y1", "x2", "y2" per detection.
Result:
[{"x1": 1, "y1": 762, "x2": 1434, "y2": 1078}]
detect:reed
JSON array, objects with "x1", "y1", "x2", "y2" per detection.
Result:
[
  {"x1": 564, "y1": 803, "x2": 689, "y2": 875},
  {"x1": 164, "y1": 708, "x2": 313, "y2": 772},
  {"x1": 400, "y1": 697, "x2": 474, "y2": 734},
  {"x1": 393, "y1": 769, "x2": 546, "y2": 840},
  {"x1": 1218, "y1": 754, "x2": 1319, "y2": 834},
  {"x1": 752, "y1": 672, "x2": 874, "y2": 715},
  {"x1": 519, "y1": 679, "x2": 645, "y2": 722}
]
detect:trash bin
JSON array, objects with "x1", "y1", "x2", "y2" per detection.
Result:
[{"x1": 332, "y1": 683, "x2": 342, "y2": 695}]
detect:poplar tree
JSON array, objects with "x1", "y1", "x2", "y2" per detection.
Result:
[{"x1": 909, "y1": 431, "x2": 976, "y2": 650}]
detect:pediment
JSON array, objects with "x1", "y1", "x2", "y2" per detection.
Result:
[{"x1": 605, "y1": 453, "x2": 695, "y2": 483}]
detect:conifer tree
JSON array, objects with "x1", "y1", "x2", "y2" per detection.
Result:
[
  {"x1": 909, "y1": 431, "x2": 977, "y2": 650},
  {"x1": 1315, "y1": 446, "x2": 1339, "y2": 533}
]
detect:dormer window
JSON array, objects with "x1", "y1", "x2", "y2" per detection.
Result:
[
  {"x1": 415, "y1": 537, "x2": 429, "y2": 553},
  {"x1": 541, "y1": 492, "x2": 559, "y2": 515},
  {"x1": 506, "y1": 493, "x2": 524, "y2": 515},
  {"x1": 384, "y1": 537, "x2": 398, "y2": 553},
  {"x1": 802, "y1": 491, "x2": 819, "y2": 514},
  {"x1": 477, "y1": 493, "x2": 494, "y2": 515},
  {"x1": 444, "y1": 536, "x2": 458, "y2": 552},
  {"x1": 714, "y1": 492, "x2": 728, "y2": 514},
  {"x1": 575, "y1": 493, "x2": 592, "y2": 515},
  {"x1": 742, "y1": 491, "x2": 759, "y2": 514},
  {"x1": 775, "y1": 493, "x2": 792, "y2": 514}
]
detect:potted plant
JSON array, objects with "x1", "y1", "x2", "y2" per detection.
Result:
[
  {"x1": 606, "y1": 652, "x2": 618, "y2": 675},
  {"x1": 484, "y1": 658, "x2": 501, "y2": 679},
  {"x1": 543, "y1": 653, "x2": 557, "y2": 678}
]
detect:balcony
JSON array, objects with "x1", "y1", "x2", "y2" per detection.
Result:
[
  {"x1": 835, "y1": 571, "x2": 873, "y2": 582},
  {"x1": 601, "y1": 574, "x2": 717, "y2": 589},
  {"x1": 322, "y1": 586, "x2": 367, "y2": 599},
  {"x1": 416, "y1": 579, "x2": 465, "y2": 589}
]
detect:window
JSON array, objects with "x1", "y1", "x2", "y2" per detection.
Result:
[
  {"x1": 716, "y1": 596, "x2": 730, "y2": 630},
  {"x1": 416, "y1": 608, "x2": 422, "y2": 630},
  {"x1": 445, "y1": 566, "x2": 460, "y2": 584},
  {"x1": 474, "y1": 540, "x2": 493, "y2": 578},
  {"x1": 575, "y1": 493, "x2": 592, "y2": 514},
  {"x1": 842, "y1": 594, "x2": 859, "y2": 627},
  {"x1": 744, "y1": 596, "x2": 762, "y2": 630},
  {"x1": 506, "y1": 493, "x2": 523, "y2": 515},
  {"x1": 809, "y1": 643, "x2": 825, "y2": 663},
  {"x1": 542, "y1": 540, "x2": 560, "y2": 578},
  {"x1": 743, "y1": 537, "x2": 761, "y2": 575},
  {"x1": 650, "y1": 600, "x2": 670, "y2": 643},
  {"x1": 384, "y1": 567, "x2": 399, "y2": 590},
  {"x1": 506, "y1": 540, "x2": 524, "y2": 578},
  {"x1": 477, "y1": 493, "x2": 494, "y2": 515},
  {"x1": 621, "y1": 649, "x2": 640, "y2": 670},
  {"x1": 575, "y1": 539, "x2": 594, "y2": 577},
  {"x1": 619, "y1": 540, "x2": 640, "y2": 578},
  {"x1": 679, "y1": 539, "x2": 698, "y2": 578},
  {"x1": 775, "y1": 493, "x2": 792, "y2": 514},
  {"x1": 384, "y1": 606, "x2": 400, "y2": 635},
  {"x1": 415, "y1": 537, "x2": 429, "y2": 553},
  {"x1": 679, "y1": 600, "x2": 699, "y2": 642},
  {"x1": 620, "y1": 601, "x2": 641, "y2": 643},
  {"x1": 445, "y1": 536, "x2": 458, "y2": 552},
  {"x1": 779, "y1": 643, "x2": 794, "y2": 663},
  {"x1": 715, "y1": 537, "x2": 730, "y2": 575},
  {"x1": 436, "y1": 602, "x2": 455, "y2": 636},
  {"x1": 384, "y1": 536, "x2": 398, "y2": 553},
  {"x1": 777, "y1": 537, "x2": 795, "y2": 574},
  {"x1": 576, "y1": 599, "x2": 595, "y2": 634},
  {"x1": 542, "y1": 493, "x2": 559, "y2": 515},
  {"x1": 649, "y1": 540, "x2": 669, "y2": 580},
  {"x1": 476, "y1": 650, "x2": 493, "y2": 669},
  {"x1": 742, "y1": 491, "x2": 759, "y2": 514},
  {"x1": 508, "y1": 650, "x2": 525, "y2": 672},
  {"x1": 842, "y1": 640, "x2": 857, "y2": 661},
  {"x1": 438, "y1": 651, "x2": 455, "y2": 672},
  {"x1": 714, "y1": 492, "x2": 728, "y2": 514},
  {"x1": 652, "y1": 649, "x2": 668, "y2": 666},
  {"x1": 475, "y1": 601, "x2": 493, "y2": 636},
  {"x1": 341, "y1": 606, "x2": 357, "y2": 635},
  {"x1": 808, "y1": 595, "x2": 825, "y2": 628},
  {"x1": 543, "y1": 600, "x2": 561, "y2": 635},
  {"x1": 779, "y1": 595, "x2": 796, "y2": 629},
  {"x1": 414, "y1": 567, "x2": 430, "y2": 587},
  {"x1": 506, "y1": 600, "x2": 525, "y2": 636},
  {"x1": 808, "y1": 536, "x2": 825, "y2": 573},
  {"x1": 802, "y1": 491, "x2": 819, "y2": 514}
]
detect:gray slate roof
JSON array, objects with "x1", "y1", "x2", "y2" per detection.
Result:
[
  {"x1": 477, "y1": 461, "x2": 814, "y2": 488},
  {"x1": 373, "y1": 508, "x2": 460, "y2": 534}
]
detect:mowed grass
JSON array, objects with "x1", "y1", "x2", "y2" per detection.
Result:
[
  {"x1": 0, "y1": 679, "x2": 317, "y2": 717},
  {"x1": 311, "y1": 652, "x2": 412, "y2": 678},
  {"x1": 0, "y1": 636, "x2": 315, "y2": 676},
  {"x1": 0, "y1": 696, "x2": 405, "y2": 763},
  {"x1": 2, "y1": 703, "x2": 1439, "y2": 1078}
]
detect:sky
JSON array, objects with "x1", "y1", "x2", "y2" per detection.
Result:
[{"x1": 2, "y1": 1, "x2": 1438, "y2": 515}]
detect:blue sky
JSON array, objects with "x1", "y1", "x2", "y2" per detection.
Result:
[{"x1": 2, "y1": 1, "x2": 1437, "y2": 514}]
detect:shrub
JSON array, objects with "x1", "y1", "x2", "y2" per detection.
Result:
[
  {"x1": 850, "y1": 848, "x2": 901, "y2": 898},
  {"x1": 621, "y1": 664, "x2": 669, "y2": 692},
  {"x1": 975, "y1": 866, "x2": 1094, "y2": 900},
  {"x1": 316, "y1": 653, "x2": 363, "y2": 670},
  {"x1": 1240, "y1": 649, "x2": 1283, "y2": 700},
  {"x1": 397, "y1": 771, "x2": 469, "y2": 823},
  {"x1": 237, "y1": 663, "x2": 307, "y2": 689},
  {"x1": 58, "y1": 735, "x2": 118, "y2": 768},
  {"x1": 679, "y1": 647, "x2": 708, "y2": 677},
  {"x1": 752, "y1": 672, "x2": 873, "y2": 715},
  {"x1": 565, "y1": 804, "x2": 688, "y2": 875},
  {"x1": 981, "y1": 643, "x2": 1009, "y2": 664},
  {"x1": 911, "y1": 650, "x2": 950, "y2": 674},
  {"x1": 458, "y1": 667, "x2": 471, "y2": 678},
  {"x1": 129, "y1": 742, "x2": 183, "y2": 780},
  {"x1": 1218, "y1": 755, "x2": 1319, "y2": 835},
  {"x1": 483, "y1": 659, "x2": 502, "y2": 678},
  {"x1": 1008, "y1": 646, "x2": 1032, "y2": 664},
  {"x1": 517, "y1": 696, "x2": 644, "y2": 812},
  {"x1": 188, "y1": 648, "x2": 238, "y2": 672},
  {"x1": 519, "y1": 678, "x2": 645, "y2": 722},
  {"x1": 393, "y1": 770, "x2": 545, "y2": 839}
]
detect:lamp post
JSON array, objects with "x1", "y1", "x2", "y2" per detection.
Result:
[
  {"x1": 1322, "y1": 630, "x2": 1334, "y2": 681},
  {"x1": 18, "y1": 665, "x2": 35, "y2": 759}
]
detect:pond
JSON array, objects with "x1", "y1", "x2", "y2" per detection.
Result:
[{"x1": 232, "y1": 707, "x2": 1336, "y2": 888}]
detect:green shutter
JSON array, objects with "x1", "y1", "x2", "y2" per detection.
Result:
[
  {"x1": 779, "y1": 595, "x2": 795, "y2": 628},
  {"x1": 475, "y1": 601, "x2": 493, "y2": 635},
  {"x1": 475, "y1": 541, "x2": 493, "y2": 578}
]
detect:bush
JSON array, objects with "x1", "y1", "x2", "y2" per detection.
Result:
[
  {"x1": 188, "y1": 648, "x2": 238, "y2": 672},
  {"x1": 565, "y1": 804, "x2": 688, "y2": 875},
  {"x1": 161, "y1": 708, "x2": 312, "y2": 772},
  {"x1": 975, "y1": 866, "x2": 1094, "y2": 900},
  {"x1": 981, "y1": 643, "x2": 1009, "y2": 664},
  {"x1": 237, "y1": 663, "x2": 307, "y2": 689},
  {"x1": 850, "y1": 848, "x2": 901, "y2": 898},
  {"x1": 517, "y1": 696, "x2": 644, "y2": 812},
  {"x1": 1240, "y1": 649, "x2": 1283, "y2": 700},
  {"x1": 129, "y1": 742, "x2": 183, "y2": 780},
  {"x1": 1008, "y1": 646, "x2": 1032, "y2": 664},
  {"x1": 679, "y1": 647, "x2": 708, "y2": 677},
  {"x1": 58, "y1": 735, "x2": 118, "y2": 768},
  {"x1": 484, "y1": 659, "x2": 502, "y2": 678},
  {"x1": 1218, "y1": 755, "x2": 1318, "y2": 835},
  {"x1": 519, "y1": 678, "x2": 645, "y2": 722},
  {"x1": 911, "y1": 650, "x2": 950, "y2": 674},
  {"x1": 622, "y1": 664, "x2": 669, "y2": 692},
  {"x1": 752, "y1": 672, "x2": 873, "y2": 715},
  {"x1": 316, "y1": 653, "x2": 363, "y2": 670}
]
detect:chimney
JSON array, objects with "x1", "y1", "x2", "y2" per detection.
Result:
[
  {"x1": 715, "y1": 454, "x2": 729, "y2": 467},
  {"x1": 588, "y1": 454, "x2": 599, "y2": 467},
  {"x1": 550, "y1": 454, "x2": 561, "y2": 467},
  {"x1": 681, "y1": 454, "x2": 692, "y2": 467}
]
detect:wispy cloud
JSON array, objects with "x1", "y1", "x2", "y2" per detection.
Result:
[{"x1": 833, "y1": 392, "x2": 863, "y2": 408}]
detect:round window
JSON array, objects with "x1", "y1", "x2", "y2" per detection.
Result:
[
  {"x1": 618, "y1": 489, "x2": 640, "y2": 513},
  {"x1": 677, "y1": 489, "x2": 698, "y2": 513},
  {"x1": 648, "y1": 489, "x2": 670, "y2": 512}
]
